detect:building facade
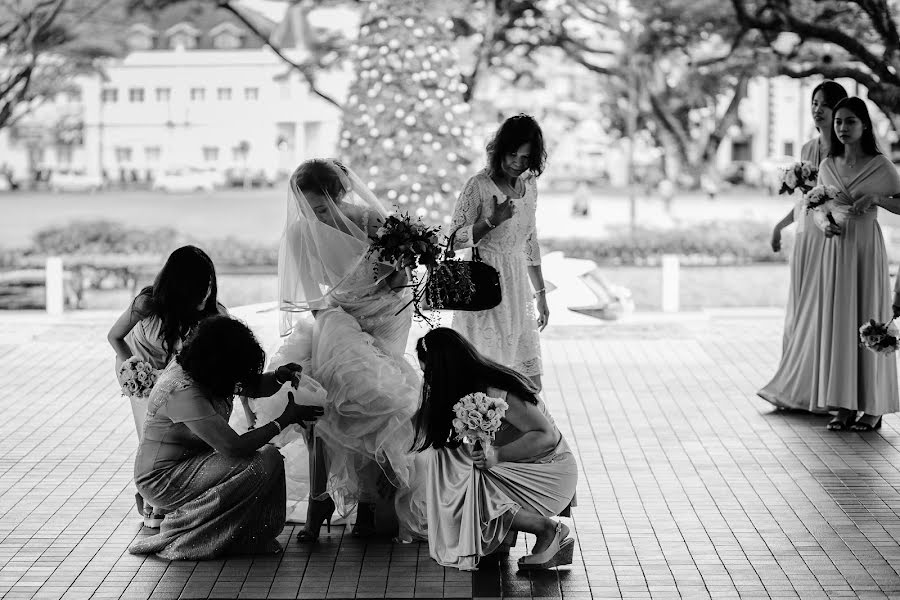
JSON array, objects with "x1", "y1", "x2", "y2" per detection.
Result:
[{"x1": 0, "y1": 2, "x2": 350, "y2": 183}]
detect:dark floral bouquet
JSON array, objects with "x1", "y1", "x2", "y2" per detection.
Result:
[
  {"x1": 367, "y1": 212, "x2": 441, "y2": 271},
  {"x1": 367, "y1": 211, "x2": 442, "y2": 321},
  {"x1": 423, "y1": 259, "x2": 476, "y2": 309},
  {"x1": 859, "y1": 319, "x2": 899, "y2": 354}
]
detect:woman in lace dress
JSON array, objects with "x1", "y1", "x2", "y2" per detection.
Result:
[
  {"x1": 449, "y1": 114, "x2": 549, "y2": 390},
  {"x1": 251, "y1": 159, "x2": 424, "y2": 542}
]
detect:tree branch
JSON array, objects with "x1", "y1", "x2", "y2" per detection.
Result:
[
  {"x1": 730, "y1": 0, "x2": 894, "y2": 83},
  {"x1": 217, "y1": 0, "x2": 342, "y2": 110}
]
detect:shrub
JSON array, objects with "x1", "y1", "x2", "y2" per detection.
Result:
[
  {"x1": 32, "y1": 220, "x2": 180, "y2": 256},
  {"x1": 542, "y1": 221, "x2": 790, "y2": 266}
]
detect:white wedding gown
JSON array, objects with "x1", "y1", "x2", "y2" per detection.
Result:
[{"x1": 251, "y1": 221, "x2": 427, "y2": 532}]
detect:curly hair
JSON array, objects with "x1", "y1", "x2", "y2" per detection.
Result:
[
  {"x1": 486, "y1": 114, "x2": 548, "y2": 177},
  {"x1": 411, "y1": 327, "x2": 538, "y2": 451},
  {"x1": 176, "y1": 315, "x2": 266, "y2": 397}
]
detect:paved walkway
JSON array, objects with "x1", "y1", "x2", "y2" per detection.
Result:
[{"x1": 2, "y1": 308, "x2": 900, "y2": 599}]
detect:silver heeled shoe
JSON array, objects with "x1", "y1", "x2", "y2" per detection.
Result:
[{"x1": 518, "y1": 522, "x2": 573, "y2": 570}]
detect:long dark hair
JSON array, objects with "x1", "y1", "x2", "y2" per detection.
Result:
[
  {"x1": 133, "y1": 245, "x2": 220, "y2": 360},
  {"x1": 292, "y1": 159, "x2": 349, "y2": 199},
  {"x1": 829, "y1": 97, "x2": 881, "y2": 158},
  {"x1": 176, "y1": 315, "x2": 265, "y2": 397},
  {"x1": 412, "y1": 327, "x2": 538, "y2": 451},
  {"x1": 486, "y1": 114, "x2": 548, "y2": 177},
  {"x1": 811, "y1": 80, "x2": 848, "y2": 110}
]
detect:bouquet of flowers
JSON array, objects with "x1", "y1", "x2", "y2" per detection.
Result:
[
  {"x1": 118, "y1": 357, "x2": 159, "y2": 399},
  {"x1": 367, "y1": 211, "x2": 442, "y2": 321},
  {"x1": 859, "y1": 319, "x2": 900, "y2": 354},
  {"x1": 451, "y1": 392, "x2": 509, "y2": 448},
  {"x1": 367, "y1": 212, "x2": 441, "y2": 271},
  {"x1": 779, "y1": 161, "x2": 818, "y2": 195}
]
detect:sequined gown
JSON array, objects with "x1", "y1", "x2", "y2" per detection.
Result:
[{"x1": 128, "y1": 362, "x2": 287, "y2": 560}]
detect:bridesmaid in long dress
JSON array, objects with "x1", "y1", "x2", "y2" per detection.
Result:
[
  {"x1": 410, "y1": 328, "x2": 577, "y2": 571},
  {"x1": 759, "y1": 81, "x2": 848, "y2": 411},
  {"x1": 816, "y1": 97, "x2": 900, "y2": 430}
]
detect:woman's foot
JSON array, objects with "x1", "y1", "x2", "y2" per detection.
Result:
[
  {"x1": 518, "y1": 521, "x2": 573, "y2": 570},
  {"x1": 827, "y1": 409, "x2": 856, "y2": 431},
  {"x1": 850, "y1": 414, "x2": 883, "y2": 431},
  {"x1": 351, "y1": 502, "x2": 377, "y2": 538},
  {"x1": 297, "y1": 497, "x2": 335, "y2": 544},
  {"x1": 141, "y1": 504, "x2": 164, "y2": 528}
]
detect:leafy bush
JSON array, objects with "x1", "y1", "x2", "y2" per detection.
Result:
[
  {"x1": 32, "y1": 220, "x2": 180, "y2": 256},
  {"x1": 543, "y1": 221, "x2": 790, "y2": 266}
]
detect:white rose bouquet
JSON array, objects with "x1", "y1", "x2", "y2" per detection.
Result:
[
  {"x1": 118, "y1": 357, "x2": 159, "y2": 399},
  {"x1": 803, "y1": 184, "x2": 845, "y2": 232},
  {"x1": 451, "y1": 392, "x2": 508, "y2": 449},
  {"x1": 779, "y1": 161, "x2": 818, "y2": 195},
  {"x1": 859, "y1": 319, "x2": 900, "y2": 354}
]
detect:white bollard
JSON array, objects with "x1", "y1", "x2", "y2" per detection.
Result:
[
  {"x1": 661, "y1": 254, "x2": 680, "y2": 313},
  {"x1": 45, "y1": 256, "x2": 64, "y2": 316}
]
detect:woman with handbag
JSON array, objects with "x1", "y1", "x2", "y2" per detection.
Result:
[{"x1": 448, "y1": 114, "x2": 550, "y2": 390}]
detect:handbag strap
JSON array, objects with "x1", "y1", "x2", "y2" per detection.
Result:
[{"x1": 444, "y1": 227, "x2": 483, "y2": 262}]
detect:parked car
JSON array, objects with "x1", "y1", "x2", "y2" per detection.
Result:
[
  {"x1": 224, "y1": 167, "x2": 275, "y2": 188},
  {"x1": 50, "y1": 170, "x2": 105, "y2": 192},
  {"x1": 153, "y1": 168, "x2": 218, "y2": 193}
]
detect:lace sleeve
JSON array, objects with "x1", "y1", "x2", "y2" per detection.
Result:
[{"x1": 448, "y1": 176, "x2": 483, "y2": 249}]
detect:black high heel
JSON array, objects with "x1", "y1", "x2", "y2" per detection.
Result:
[
  {"x1": 297, "y1": 497, "x2": 335, "y2": 543},
  {"x1": 351, "y1": 502, "x2": 377, "y2": 538}
]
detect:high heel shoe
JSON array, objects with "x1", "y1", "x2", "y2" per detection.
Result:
[
  {"x1": 351, "y1": 502, "x2": 377, "y2": 538},
  {"x1": 297, "y1": 497, "x2": 335, "y2": 543},
  {"x1": 518, "y1": 522, "x2": 573, "y2": 571}
]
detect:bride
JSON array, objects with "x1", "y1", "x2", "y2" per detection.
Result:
[{"x1": 251, "y1": 158, "x2": 424, "y2": 542}]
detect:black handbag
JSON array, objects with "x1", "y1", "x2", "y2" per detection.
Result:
[{"x1": 422, "y1": 229, "x2": 502, "y2": 312}]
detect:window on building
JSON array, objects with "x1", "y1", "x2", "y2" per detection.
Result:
[
  {"x1": 211, "y1": 24, "x2": 244, "y2": 50},
  {"x1": 244, "y1": 87, "x2": 259, "y2": 101},
  {"x1": 783, "y1": 141, "x2": 794, "y2": 157},
  {"x1": 128, "y1": 30, "x2": 155, "y2": 51},
  {"x1": 145, "y1": 146, "x2": 161, "y2": 162},
  {"x1": 217, "y1": 87, "x2": 232, "y2": 101},
  {"x1": 167, "y1": 23, "x2": 199, "y2": 50},
  {"x1": 190, "y1": 88, "x2": 205, "y2": 102},
  {"x1": 129, "y1": 88, "x2": 145, "y2": 103},
  {"x1": 101, "y1": 88, "x2": 118, "y2": 103},
  {"x1": 56, "y1": 146, "x2": 74, "y2": 166},
  {"x1": 115, "y1": 147, "x2": 133, "y2": 163},
  {"x1": 202, "y1": 146, "x2": 220, "y2": 162},
  {"x1": 155, "y1": 87, "x2": 171, "y2": 102}
]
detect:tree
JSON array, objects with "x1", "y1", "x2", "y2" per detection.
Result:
[
  {"x1": 730, "y1": 0, "x2": 900, "y2": 129},
  {"x1": 338, "y1": 0, "x2": 475, "y2": 225},
  {"x1": 0, "y1": 0, "x2": 124, "y2": 131}
]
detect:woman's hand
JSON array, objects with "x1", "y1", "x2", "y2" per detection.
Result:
[
  {"x1": 274, "y1": 363, "x2": 303, "y2": 389},
  {"x1": 490, "y1": 194, "x2": 514, "y2": 225},
  {"x1": 824, "y1": 220, "x2": 842, "y2": 238},
  {"x1": 471, "y1": 443, "x2": 499, "y2": 470},
  {"x1": 770, "y1": 226, "x2": 782, "y2": 253},
  {"x1": 536, "y1": 293, "x2": 550, "y2": 331},
  {"x1": 851, "y1": 193, "x2": 880, "y2": 215},
  {"x1": 280, "y1": 391, "x2": 324, "y2": 424}
]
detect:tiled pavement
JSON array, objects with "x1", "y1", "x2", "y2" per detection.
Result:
[{"x1": 2, "y1": 309, "x2": 900, "y2": 599}]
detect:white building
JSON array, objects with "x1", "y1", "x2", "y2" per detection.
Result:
[{"x1": 0, "y1": 1, "x2": 352, "y2": 183}]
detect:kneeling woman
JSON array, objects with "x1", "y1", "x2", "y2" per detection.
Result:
[
  {"x1": 412, "y1": 328, "x2": 578, "y2": 571},
  {"x1": 129, "y1": 315, "x2": 323, "y2": 560}
]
